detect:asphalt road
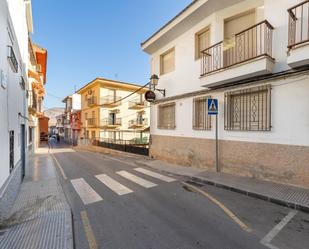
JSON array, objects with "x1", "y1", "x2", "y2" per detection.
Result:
[{"x1": 50, "y1": 141, "x2": 309, "y2": 249}]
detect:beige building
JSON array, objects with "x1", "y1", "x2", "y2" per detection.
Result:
[{"x1": 77, "y1": 78, "x2": 150, "y2": 142}]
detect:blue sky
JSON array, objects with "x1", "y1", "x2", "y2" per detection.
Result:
[{"x1": 31, "y1": 0, "x2": 191, "y2": 108}]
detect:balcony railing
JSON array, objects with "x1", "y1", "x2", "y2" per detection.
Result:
[
  {"x1": 100, "y1": 95, "x2": 122, "y2": 106},
  {"x1": 7, "y1": 46, "x2": 18, "y2": 73},
  {"x1": 87, "y1": 96, "x2": 97, "y2": 107},
  {"x1": 288, "y1": 0, "x2": 309, "y2": 48},
  {"x1": 101, "y1": 118, "x2": 122, "y2": 126},
  {"x1": 128, "y1": 99, "x2": 147, "y2": 109},
  {"x1": 201, "y1": 20, "x2": 274, "y2": 76},
  {"x1": 128, "y1": 118, "x2": 148, "y2": 128},
  {"x1": 87, "y1": 118, "x2": 97, "y2": 126}
]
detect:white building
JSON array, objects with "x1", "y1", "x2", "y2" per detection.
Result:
[
  {"x1": 0, "y1": 0, "x2": 33, "y2": 220},
  {"x1": 142, "y1": 0, "x2": 309, "y2": 188}
]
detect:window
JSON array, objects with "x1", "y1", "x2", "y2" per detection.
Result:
[
  {"x1": 28, "y1": 127, "x2": 32, "y2": 143},
  {"x1": 91, "y1": 131, "x2": 96, "y2": 139},
  {"x1": 193, "y1": 97, "x2": 211, "y2": 130},
  {"x1": 224, "y1": 10, "x2": 255, "y2": 39},
  {"x1": 224, "y1": 85, "x2": 271, "y2": 131},
  {"x1": 9, "y1": 131, "x2": 14, "y2": 173},
  {"x1": 158, "y1": 103, "x2": 176, "y2": 129},
  {"x1": 160, "y1": 48, "x2": 175, "y2": 75},
  {"x1": 195, "y1": 27, "x2": 210, "y2": 59}
]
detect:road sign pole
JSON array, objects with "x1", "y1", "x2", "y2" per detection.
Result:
[
  {"x1": 207, "y1": 98, "x2": 219, "y2": 172},
  {"x1": 215, "y1": 114, "x2": 219, "y2": 172}
]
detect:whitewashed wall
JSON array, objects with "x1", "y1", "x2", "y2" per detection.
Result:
[
  {"x1": 150, "y1": 0, "x2": 303, "y2": 97},
  {"x1": 147, "y1": 0, "x2": 309, "y2": 147},
  {"x1": 0, "y1": 0, "x2": 30, "y2": 188}
]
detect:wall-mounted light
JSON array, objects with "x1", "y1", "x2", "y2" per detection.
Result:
[{"x1": 150, "y1": 74, "x2": 165, "y2": 97}]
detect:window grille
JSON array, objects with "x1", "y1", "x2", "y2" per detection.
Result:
[
  {"x1": 224, "y1": 85, "x2": 271, "y2": 131},
  {"x1": 9, "y1": 131, "x2": 14, "y2": 173},
  {"x1": 193, "y1": 96, "x2": 211, "y2": 130},
  {"x1": 158, "y1": 102, "x2": 176, "y2": 129}
]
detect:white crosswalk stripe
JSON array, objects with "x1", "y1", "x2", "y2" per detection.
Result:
[
  {"x1": 71, "y1": 178, "x2": 103, "y2": 205},
  {"x1": 116, "y1": 171, "x2": 157, "y2": 188},
  {"x1": 134, "y1": 168, "x2": 176, "y2": 182},
  {"x1": 95, "y1": 174, "x2": 133, "y2": 195}
]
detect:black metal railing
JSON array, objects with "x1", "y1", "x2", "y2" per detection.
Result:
[
  {"x1": 100, "y1": 95, "x2": 122, "y2": 106},
  {"x1": 92, "y1": 138, "x2": 149, "y2": 156},
  {"x1": 288, "y1": 0, "x2": 309, "y2": 48},
  {"x1": 101, "y1": 118, "x2": 122, "y2": 126},
  {"x1": 87, "y1": 96, "x2": 97, "y2": 106},
  {"x1": 87, "y1": 118, "x2": 97, "y2": 126},
  {"x1": 128, "y1": 118, "x2": 148, "y2": 127},
  {"x1": 7, "y1": 46, "x2": 18, "y2": 73},
  {"x1": 128, "y1": 99, "x2": 147, "y2": 108},
  {"x1": 201, "y1": 20, "x2": 274, "y2": 76}
]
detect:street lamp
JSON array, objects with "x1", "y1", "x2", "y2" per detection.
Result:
[
  {"x1": 149, "y1": 74, "x2": 165, "y2": 97},
  {"x1": 150, "y1": 74, "x2": 159, "y2": 87}
]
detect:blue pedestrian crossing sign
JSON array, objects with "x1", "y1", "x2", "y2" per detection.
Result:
[{"x1": 207, "y1": 98, "x2": 218, "y2": 115}]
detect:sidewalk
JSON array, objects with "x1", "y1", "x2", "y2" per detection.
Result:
[
  {"x1": 0, "y1": 147, "x2": 73, "y2": 249},
  {"x1": 136, "y1": 159, "x2": 309, "y2": 213}
]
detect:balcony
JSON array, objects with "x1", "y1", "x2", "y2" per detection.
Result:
[
  {"x1": 100, "y1": 118, "x2": 122, "y2": 128},
  {"x1": 200, "y1": 20, "x2": 274, "y2": 88},
  {"x1": 287, "y1": 0, "x2": 309, "y2": 68},
  {"x1": 128, "y1": 99, "x2": 147, "y2": 109},
  {"x1": 7, "y1": 46, "x2": 18, "y2": 73},
  {"x1": 128, "y1": 118, "x2": 148, "y2": 129},
  {"x1": 87, "y1": 96, "x2": 97, "y2": 107},
  {"x1": 86, "y1": 118, "x2": 97, "y2": 127},
  {"x1": 100, "y1": 95, "x2": 121, "y2": 107}
]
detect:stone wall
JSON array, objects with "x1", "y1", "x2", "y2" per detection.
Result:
[{"x1": 150, "y1": 135, "x2": 309, "y2": 188}]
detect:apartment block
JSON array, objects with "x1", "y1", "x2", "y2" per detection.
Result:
[
  {"x1": 77, "y1": 78, "x2": 150, "y2": 141},
  {"x1": 62, "y1": 93, "x2": 81, "y2": 142},
  {"x1": 142, "y1": 0, "x2": 309, "y2": 187},
  {"x1": 28, "y1": 41, "x2": 48, "y2": 151}
]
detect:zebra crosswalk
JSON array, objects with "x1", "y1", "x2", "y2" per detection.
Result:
[
  {"x1": 95, "y1": 174, "x2": 133, "y2": 195},
  {"x1": 70, "y1": 168, "x2": 176, "y2": 205}
]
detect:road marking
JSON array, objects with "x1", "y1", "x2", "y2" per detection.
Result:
[
  {"x1": 182, "y1": 182, "x2": 252, "y2": 233},
  {"x1": 50, "y1": 152, "x2": 67, "y2": 180},
  {"x1": 260, "y1": 210, "x2": 298, "y2": 249},
  {"x1": 134, "y1": 168, "x2": 175, "y2": 182},
  {"x1": 71, "y1": 178, "x2": 103, "y2": 205},
  {"x1": 95, "y1": 174, "x2": 133, "y2": 195},
  {"x1": 81, "y1": 211, "x2": 98, "y2": 249},
  {"x1": 117, "y1": 171, "x2": 157, "y2": 188}
]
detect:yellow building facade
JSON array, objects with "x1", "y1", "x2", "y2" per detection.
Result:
[{"x1": 78, "y1": 78, "x2": 150, "y2": 142}]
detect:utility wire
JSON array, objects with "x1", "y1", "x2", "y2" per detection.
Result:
[
  {"x1": 101, "y1": 81, "x2": 149, "y2": 106},
  {"x1": 81, "y1": 82, "x2": 150, "y2": 112}
]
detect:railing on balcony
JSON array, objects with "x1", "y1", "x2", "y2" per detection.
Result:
[
  {"x1": 87, "y1": 118, "x2": 97, "y2": 126},
  {"x1": 101, "y1": 118, "x2": 122, "y2": 126},
  {"x1": 87, "y1": 96, "x2": 97, "y2": 107},
  {"x1": 201, "y1": 20, "x2": 274, "y2": 76},
  {"x1": 7, "y1": 46, "x2": 18, "y2": 73},
  {"x1": 288, "y1": 0, "x2": 309, "y2": 48},
  {"x1": 128, "y1": 99, "x2": 147, "y2": 109},
  {"x1": 100, "y1": 95, "x2": 122, "y2": 106},
  {"x1": 128, "y1": 118, "x2": 148, "y2": 128}
]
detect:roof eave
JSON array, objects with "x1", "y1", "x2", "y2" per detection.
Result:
[{"x1": 141, "y1": 0, "x2": 206, "y2": 53}]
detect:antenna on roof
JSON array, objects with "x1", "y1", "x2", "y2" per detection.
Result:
[{"x1": 74, "y1": 85, "x2": 77, "y2": 93}]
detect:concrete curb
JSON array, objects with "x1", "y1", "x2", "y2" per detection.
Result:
[{"x1": 136, "y1": 161, "x2": 309, "y2": 214}]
